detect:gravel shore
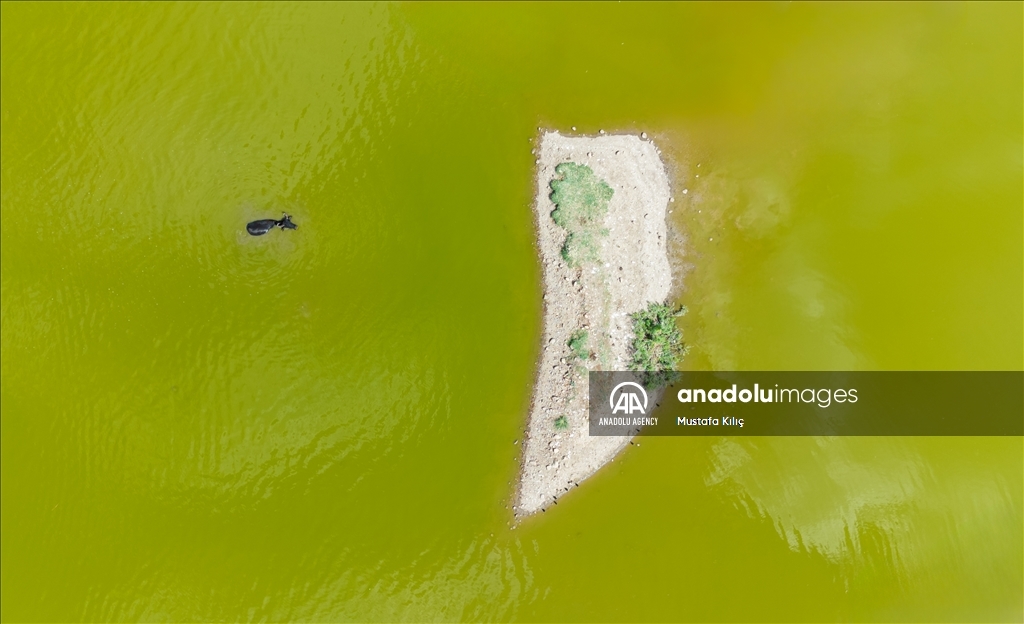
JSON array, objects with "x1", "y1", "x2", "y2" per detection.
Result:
[{"x1": 516, "y1": 131, "x2": 672, "y2": 517}]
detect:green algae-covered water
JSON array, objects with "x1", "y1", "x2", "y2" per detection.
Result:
[{"x1": 2, "y1": 3, "x2": 1021, "y2": 621}]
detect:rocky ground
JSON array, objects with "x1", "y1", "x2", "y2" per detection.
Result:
[{"x1": 516, "y1": 131, "x2": 673, "y2": 517}]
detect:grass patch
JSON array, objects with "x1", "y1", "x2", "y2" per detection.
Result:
[
  {"x1": 567, "y1": 329, "x2": 589, "y2": 360},
  {"x1": 629, "y1": 302, "x2": 688, "y2": 387},
  {"x1": 554, "y1": 415, "x2": 569, "y2": 430},
  {"x1": 550, "y1": 162, "x2": 613, "y2": 267}
]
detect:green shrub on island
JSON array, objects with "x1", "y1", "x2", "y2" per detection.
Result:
[
  {"x1": 549, "y1": 162, "x2": 613, "y2": 267},
  {"x1": 629, "y1": 302, "x2": 688, "y2": 387},
  {"x1": 567, "y1": 329, "x2": 590, "y2": 360},
  {"x1": 560, "y1": 230, "x2": 601, "y2": 266},
  {"x1": 554, "y1": 415, "x2": 569, "y2": 430}
]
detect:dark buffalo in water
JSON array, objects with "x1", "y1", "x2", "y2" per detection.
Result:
[{"x1": 247, "y1": 214, "x2": 297, "y2": 236}]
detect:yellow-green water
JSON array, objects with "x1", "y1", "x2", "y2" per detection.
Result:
[{"x1": 1, "y1": 2, "x2": 1021, "y2": 621}]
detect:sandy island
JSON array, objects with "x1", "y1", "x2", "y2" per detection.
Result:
[{"x1": 515, "y1": 131, "x2": 673, "y2": 517}]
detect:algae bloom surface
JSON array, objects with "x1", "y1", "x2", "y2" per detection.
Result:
[{"x1": 1, "y1": 3, "x2": 1021, "y2": 621}]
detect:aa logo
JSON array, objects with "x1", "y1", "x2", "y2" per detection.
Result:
[{"x1": 610, "y1": 381, "x2": 648, "y2": 415}]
